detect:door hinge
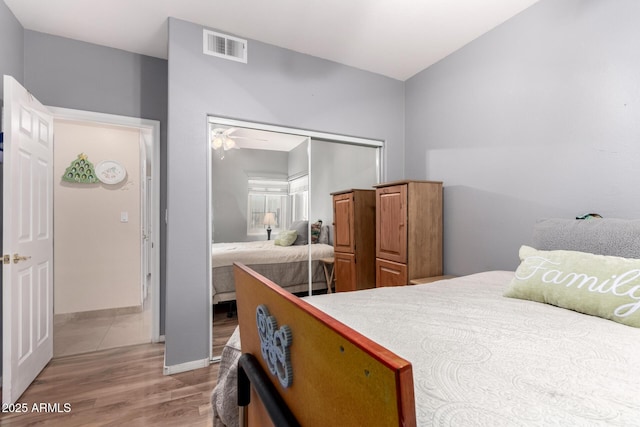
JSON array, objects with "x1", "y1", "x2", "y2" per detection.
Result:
[{"x1": 3, "y1": 254, "x2": 10, "y2": 264}]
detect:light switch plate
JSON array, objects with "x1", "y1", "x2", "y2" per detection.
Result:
[{"x1": 121, "y1": 211, "x2": 128, "y2": 223}]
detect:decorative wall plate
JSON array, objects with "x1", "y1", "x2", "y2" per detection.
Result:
[{"x1": 95, "y1": 160, "x2": 127, "y2": 184}]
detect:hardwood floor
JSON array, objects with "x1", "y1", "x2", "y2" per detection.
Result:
[
  {"x1": 0, "y1": 303, "x2": 241, "y2": 426},
  {"x1": 0, "y1": 343, "x2": 218, "y2": 426},
  {"x1": 212, "y1": 302, "x2": 239, "y2": 358}
]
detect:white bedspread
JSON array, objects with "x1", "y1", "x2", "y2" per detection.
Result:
[
  {"x1": 306, "y1": 271, "x2": 640, "y2": 426},
  {"x1": 212, "y1": 241, "x2": 334, "y2": 268},
  {"x1": 212, "y1": 271, "x2": 640, "y2": 426}
]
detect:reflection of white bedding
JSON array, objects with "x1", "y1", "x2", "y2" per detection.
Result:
[
  {"x1": 211, "y1": 241, "x2": 334, "y2": 304},
  {"x1": 212, "y1": 271, "x2": 640, "y2": 426},
  {"x1": 212, "y1": 241, "x2": 334, "y2": 268}
]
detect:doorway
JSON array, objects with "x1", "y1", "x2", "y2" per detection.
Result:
[
  {"x1": 49, "y1": 107, "x2": 161, "y2": 355},
  {"x1": 2, "y1": 77, "x2": 161, "y2": 403}
]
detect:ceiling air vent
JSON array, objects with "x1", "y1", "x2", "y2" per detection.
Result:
[{"x1": 203, "y1": 29, "x2": 247, "y2": 63}]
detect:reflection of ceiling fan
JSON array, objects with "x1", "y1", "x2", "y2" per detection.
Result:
[
  {"x1": 210, "y1": 127, "x2": 269, "y2": 159},
  {"x1": 211, "y1": 127, "x2": 241, "y2": 152}
]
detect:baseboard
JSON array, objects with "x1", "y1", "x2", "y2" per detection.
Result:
[
  {"x1": 163, "y1": 357, "x2": 209, "y2": 375},
  {"x1": 55, "y1": 305, "x2": 143, "y2": 324}
]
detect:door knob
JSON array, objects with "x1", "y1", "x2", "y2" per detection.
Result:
[{"x1": 13, "y1": 253, "x2": 31, "y2": 264}]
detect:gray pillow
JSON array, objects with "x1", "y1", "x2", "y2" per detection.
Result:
[
  {"x1": 532, "y1": 218, "x2": 640, "y2": 259},
  {"x1": 289, "y1": 220, "x2": 309, "y2": 245}
]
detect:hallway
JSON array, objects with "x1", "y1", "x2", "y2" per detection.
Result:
[{"x1": 53, "y1": 296, "x2": 151, "y2": 357}]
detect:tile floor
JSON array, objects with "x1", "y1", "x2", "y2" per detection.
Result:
[{"x1": 53, "y1": 297, "x2": 152, "y2": 358}]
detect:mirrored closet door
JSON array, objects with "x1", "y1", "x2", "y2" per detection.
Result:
[{"x1": 208, "y1": 117, "x2": 382, "y2": 360}]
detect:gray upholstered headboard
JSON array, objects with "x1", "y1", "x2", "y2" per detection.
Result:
[
  {"x1": 324, "y1": 224, "x2": 334, "y2": 246},
  {"x1": 317, "y1": 223, "x2": 334, "y2": 246},
  {"x1": 532, "y1": 218, "x2": 640, "y2": 258}
]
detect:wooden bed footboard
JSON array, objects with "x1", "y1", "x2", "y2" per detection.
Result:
[{"x1": 234, "y1": 263, "x2": 416, "y2": 427}]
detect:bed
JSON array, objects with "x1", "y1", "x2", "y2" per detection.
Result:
[
  {"x1": 211, "y1": 222, "x2": 334, "y2": 304},
  {"x1": 211, "y1": 218, "x2": 640, "y2": 426}
]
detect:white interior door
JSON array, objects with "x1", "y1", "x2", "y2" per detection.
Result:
[{"x1": 2, "y1": 75, "x2": 54, "y2": 404}]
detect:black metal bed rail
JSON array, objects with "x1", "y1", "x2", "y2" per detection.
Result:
[{"x1": 238, "y1": 353, "x2": 301, "y2": 427}]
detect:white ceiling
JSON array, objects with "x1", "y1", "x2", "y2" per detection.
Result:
[{"x1": 5, "y1": 0, "x2": 540, "y2": 81}]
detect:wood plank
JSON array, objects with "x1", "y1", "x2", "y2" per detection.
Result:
[
  {"x1": 213, "y1": 302, "x2": 239, "y2": 357},
  {"x1": 235, "y1": 263, "x2": 416, "y2": 427},
  {"x1": 376, "y1": 184, "x2": 407, "y2": 263},
  {"x1": 376, "y1": 258, "x2": 408, "y2": 287},
  {"x1": 409, "y1": 275, "x2": 455, "y2": 285},
  {"x1": 372, "y1": 179, "x2": 443, "y2": 188},
  {"x1": 333, "y1": 189, "x2": 376, "y2": 292},
  {"x1": 334, "y1": 252, "x2": 356, "y2": 292},
  {"x1": 0, "y1": 343, "x2": 220, "y2": 427},
  {"x1": 352, "y1": 189, "x2": 376, "y2": 289},
  {"x1": 333, "y1": 192, "x2": 355, "y2": 253},
  {"x1": 407, "y1": 181, "x2": 443, "y2": 279}
]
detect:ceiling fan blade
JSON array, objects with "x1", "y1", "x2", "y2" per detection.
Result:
[{"x1": 228, "y1": 135, "x2": 269, "y2": 142}]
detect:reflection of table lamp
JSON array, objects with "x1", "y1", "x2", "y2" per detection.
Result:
[{"x1": 263, "y1": 212, "x2": 276, "y2": 240}]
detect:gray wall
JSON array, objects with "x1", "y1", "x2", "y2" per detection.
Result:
[
  {"x1": 24, "y1": 31, "x2": 168, "y2": 123},
  {"x1": 287, "y1": 141, "x2": 308, "y2": 178},
  {"x1": 311, "y1": 140, "x2": 379, "y2": 222},
  {"x1": 166, "y1": 17, "x2": 405, "y2": 367},
  {"x1": 212, "y1": 148, "x2": 289, "y2": 243},
  {"x1": 0, "y1": 0, "x2": 23, "y2": 101},
  {"x1": 22, "y1": 31, "x2": 168, "y2": 333},
  {"x1": 211, "y1": 140, "x2": 379, "y2": 242},
  {"x1": 405, "y1": 0, "x2": 640, "y2": 276}
]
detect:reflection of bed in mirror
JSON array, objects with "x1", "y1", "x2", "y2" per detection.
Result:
[
  {"x1": 211, "y1": 224, "x2": 334, "y2": 304},
  {"x1": 209, "y1": 123, "x2": 381, "y2": 306}
]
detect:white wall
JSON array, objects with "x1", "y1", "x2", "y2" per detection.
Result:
[{"x1": 54, "y1": 120, "x2": 141, "y2": 314}]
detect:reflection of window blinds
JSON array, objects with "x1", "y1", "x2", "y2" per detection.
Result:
[
  {"x1": 289, "y1": 175, "x2": 309, "y2": 193},
  {"x1": 248, "y1": 179, "x2": 288, "y2": 195}
]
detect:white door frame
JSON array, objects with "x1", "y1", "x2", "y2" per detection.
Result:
[{"x1": 48, "y1": 107, "x2": 161, "y2": 342}]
